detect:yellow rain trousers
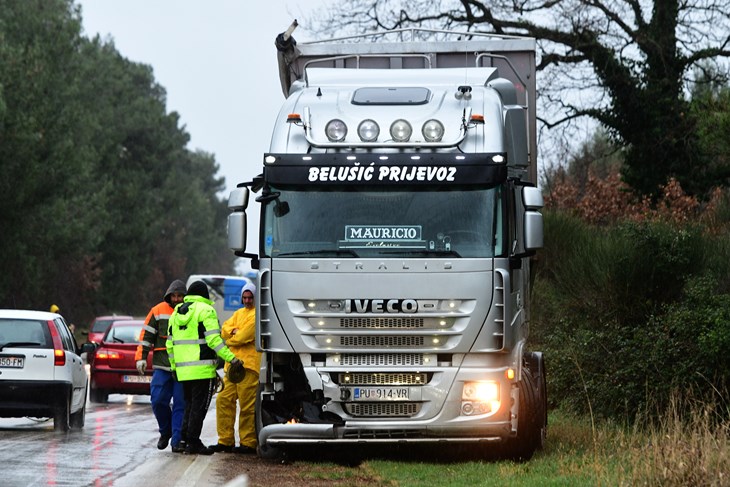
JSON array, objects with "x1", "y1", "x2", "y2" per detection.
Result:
[{"x1": 216, "y1": 369, "x2": 258, "y2": 448}]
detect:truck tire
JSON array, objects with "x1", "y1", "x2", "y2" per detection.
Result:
[
  {"x1": 504, "y1": 354, "x2": 546, "y2": 461},
  {"x1": 255, "y1": 384, "x2": 285, "y2": 461}
]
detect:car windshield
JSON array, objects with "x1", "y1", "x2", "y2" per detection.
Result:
[
  {"x1": 0, "y1": 318, "x2": 49, "y2": 347},
  {"x1": 106, "y1": 325, "x2": 143, "y2": 344},
  {"x1": 91, "y1": 319, "x2": 115, "y2": 333},
  {"x1": 262, "y1": 185, "x2": 504, "y2": 258}
]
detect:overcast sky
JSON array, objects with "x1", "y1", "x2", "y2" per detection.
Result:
[
  {"x1": 77, "y1": 1, "x2": 327, "y2": 260},
  {"x1": 77, "y1": 0, "x2": 324, "y2": 196}
]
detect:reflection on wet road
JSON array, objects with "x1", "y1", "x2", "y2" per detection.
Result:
[{"x1": 0, "y1": 395, "x2": 230, "y2": 487}]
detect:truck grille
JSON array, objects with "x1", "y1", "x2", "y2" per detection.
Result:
[
  {"x1": 345, "y1": 402, "x2": 421, "y2": 417},
  {"x1": 337, "y1": 372, "x2": 427, "y2": 385},
  {"x1": 340, "y1": 317, "x2": 424, "y2": 329},
  {"x1": 340, "y1": 336, "x2": 424, "y2": 347},
  {"x1": 340, "y1": 353, "x2": 424, "y2": 366}
]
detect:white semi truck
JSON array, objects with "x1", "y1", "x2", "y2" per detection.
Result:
[{"x1": 227, "y1": 25, "x2": 547, "y2": 460}]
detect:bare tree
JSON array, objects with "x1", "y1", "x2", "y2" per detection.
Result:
[{"x1": 304, "y1": 0, "x2": 730, "y2": 197}]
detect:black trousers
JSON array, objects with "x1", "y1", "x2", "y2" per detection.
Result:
[{"x1": 181, "y1": 378, "x2": 216, "y2": 446}]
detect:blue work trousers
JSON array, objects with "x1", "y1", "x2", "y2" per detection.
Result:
[{"x1": 150, "y1": 368, "x2": 186, "y2": 446}]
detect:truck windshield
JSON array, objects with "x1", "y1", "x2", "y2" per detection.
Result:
[{"x1": 262, "y1": 185, "x2": 503, "y2": 258}]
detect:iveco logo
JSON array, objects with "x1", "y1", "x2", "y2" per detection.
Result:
[{"x1": 346, "y1": 299, "x2": 419, "y2": 313}]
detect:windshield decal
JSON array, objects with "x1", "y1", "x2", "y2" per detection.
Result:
[{"x1": 339, "y1": 225, "x2": 426, "y2": 248}]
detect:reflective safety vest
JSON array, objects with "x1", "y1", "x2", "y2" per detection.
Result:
[
  {"x1": 166, "y1": 295, "x2": 235, "y2": 381},
  {"x1": 135, "y1": 301, "x2": 174, "y2": 370}
]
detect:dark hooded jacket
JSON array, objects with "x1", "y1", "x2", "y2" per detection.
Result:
[{"x1": 135, "y1": 279, "x2": 187, "y2": 370}]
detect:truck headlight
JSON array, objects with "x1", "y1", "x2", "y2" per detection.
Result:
[
  {"x1": 357, "y1": 119, "x2": 380, "y2": 142},
  {"x1": 461, "y1": 380, "x2": 500, "y2": 416},
  {"x1": 422, "y1": 119, "x2": 444, "y2": 142},
  {"x1": 325, "y1": 119, "x2": 347, "y2": 142},
  {"x1": 390, "y1": 119, "x2": 412, "y2": 142}
]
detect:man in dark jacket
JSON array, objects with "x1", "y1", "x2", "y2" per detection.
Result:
[
  {"x1": 136, "y1": 279, "x2": 187, "y2": 452},
  {"x1": 166, "y1": 280, "x2": 240, "y2": 455}
]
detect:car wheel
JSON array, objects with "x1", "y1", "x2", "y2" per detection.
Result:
[
  {"x1": 54, "y1": 397, "x2": 70, "y2": 432},
  {"x1": 70, "y1": 390, "x2": 87, "y2": 429},
  {"x1": 90, "y1": 387, "x2": 108, "y2": 403}
]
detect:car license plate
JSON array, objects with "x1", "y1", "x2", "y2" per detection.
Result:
[
  {"x1": 123, "y1": 375, "x2": 151, "y2": 383},
  {"x1": 0, "y1": 356, "x2": 24, "y2": 368},
  {"x1": 353, "y1": 387, "x2": 409, "y2": 401}
]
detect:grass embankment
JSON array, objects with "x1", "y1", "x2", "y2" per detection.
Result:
[{"x1": 294, "y1": 401, "x2": 730, "y2": 486}]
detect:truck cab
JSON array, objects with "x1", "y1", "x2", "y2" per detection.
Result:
[{"x1": 228, "y1": 27, "x2": 546, "y2": 461}]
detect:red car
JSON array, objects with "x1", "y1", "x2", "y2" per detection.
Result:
[
  {"x1": 85, "y1": 314, "x2": 134, "y2": 345},
  {"x1": 89, "y1": 320, "x2": 152, "y2": 403}
]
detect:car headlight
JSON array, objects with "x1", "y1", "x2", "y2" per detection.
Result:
[
  {"x1": 422, "y1": 119, "x2": 445, "y2": 142},
  {"x1": 357, "y1": 119, "x2": 380, "y2": 142},
  {"x1": 325, "y1": 119, "x2": 347, "y2": 142},
  {"x1": 390, "y1": 119, "x2": 412, "y2": 142}
]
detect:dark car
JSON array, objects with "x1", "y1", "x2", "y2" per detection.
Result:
[
  {"x1": 0, "y1": 309, "x2": 88, "y2": 431},
  {"x1": 84, "y1": 314, "x2": 134, "y2": 346},
  {"x1": 89, "y1": 319, "x2": 152, "y2": 403}
]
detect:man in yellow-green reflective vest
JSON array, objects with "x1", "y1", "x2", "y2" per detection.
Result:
[{"x1": 166, "y1": 280, "x2": 240, "y2": 455}]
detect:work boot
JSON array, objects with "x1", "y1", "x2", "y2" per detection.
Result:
[
  {"x1": 157, "y1": 433, "x2": 171, "y2": 450},
  {"x1": 208, "y1": 443, "x2": 234, "y2": 453},
  {"x1": 233, "y1": 445, "x2": 257, "y2": 455},
  {"x1": 185, "y1": 441, "x2": 214, "y2": 455},
  {"x1": 171, "y1": 441, "x2": 187, "y2": 453}
]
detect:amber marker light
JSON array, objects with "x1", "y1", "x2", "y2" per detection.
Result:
[
  {"x1": 470, "y1": 114, "x2": 485, "y2": 124},
  {"x1": 286, "y1": 113, "x2": 302, "y2": 123}
]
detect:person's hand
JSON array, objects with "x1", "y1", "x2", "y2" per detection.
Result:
[
  {"x1": 136, "y1": 360, "x2": 146, "y2": 375},
  {"x1": 230, "y1": 357, "x2": 242, "y2": 367}
]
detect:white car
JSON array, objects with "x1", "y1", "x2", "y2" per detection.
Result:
[{"x1": 0, "y1": 309, "x2": 88, "y2": 431}]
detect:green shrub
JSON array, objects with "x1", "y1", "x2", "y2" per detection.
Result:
[{"x1": 533, "y1": 212, "x2": 729, "y2": 420}]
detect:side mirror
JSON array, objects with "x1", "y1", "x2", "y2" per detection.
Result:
[
  {"x1": 228, "y1": 187, "x2": 249, "y2": 211},
  {"x1": 522, "y1": 186, "x2": 544, "y2": 251},
  {"x1": 227, "y1": 212, "x2": 247, "y2": 252},
  {"x1": 524, "y1": 211, "x2": 544, "y2": 250}
]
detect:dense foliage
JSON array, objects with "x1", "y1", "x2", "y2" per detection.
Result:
[
  {"x1": 534, "y1": 149, "x2": 730, "y2": 421},
  {"x1": 0, "y1": 0, "x2": 234, "y2": 326}
]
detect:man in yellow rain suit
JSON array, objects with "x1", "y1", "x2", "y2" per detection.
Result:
[{"x1": 209, "y1": 282, "x2": 261, "y2": 454}]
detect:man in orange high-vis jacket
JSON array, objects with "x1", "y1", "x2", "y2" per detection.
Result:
[{"x1": 136, "y1": 279, "x2": 187, "y2": 452}]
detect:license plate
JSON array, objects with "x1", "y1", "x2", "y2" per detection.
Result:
[
  {"x1": 123, "y1": 375, "x2": 151, "y2": 383},
  {"x1": 353, "y1": 387, "x2": 409, "y2": 401},
  {"x1": 0, "y1": 356, "x2": 24, "y2": 368}
]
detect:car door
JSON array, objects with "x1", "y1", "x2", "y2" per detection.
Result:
[{"x1": 55, "y1": 317, "x2": 88, "y2": 412}]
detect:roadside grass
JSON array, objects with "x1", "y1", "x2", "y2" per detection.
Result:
[{"x1": 355, "y1": 399, "x2": 730, "y2": 486}]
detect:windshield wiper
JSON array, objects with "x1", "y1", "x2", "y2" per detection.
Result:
[
  {"x1": 276, "y1": 249, "x2": 360, "y2": 257},
  {"x1": 378, "y1": 249, "x2": 462, "y2": 258}
]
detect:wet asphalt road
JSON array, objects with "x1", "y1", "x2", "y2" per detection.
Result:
[{"x1": 0, "y1": 394, "x2": 246, "y2": 487}]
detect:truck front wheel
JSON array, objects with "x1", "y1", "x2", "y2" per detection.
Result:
[
  {"x1": 504, "y1": 353, "x2": 547, "y2": 461},
  {"x1": 255, "y1": 384, "x2": 285, "y2": 461}
]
